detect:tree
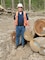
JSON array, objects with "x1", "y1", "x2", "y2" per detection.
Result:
[
  {"x1": 1, "y1": 0, "x2": 5, "y2": 8},
  {"x1": 23, "y1": 0, "x2": 25, "y2": 10},
  {"x1": 3, "y1": 0, "x2": 5, "y2": 8},
  {"x1": 44, "y1": 0, "x2": 45, "y2": 10},
  {"x1": 12, "y1": 0, "x2": 14, "y2": 14},
  {"x1": 1, "y1": 0, "x2": 3, "y2": 6},
  {"x1": 29, "y1": 0, "x2": 31, "y2": 11},
  {"x1": 19, "y1": 0, "x2": 20, "y2": 3}
]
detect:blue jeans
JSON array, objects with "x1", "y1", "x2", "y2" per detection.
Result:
[{"x1": 16, "y1": 26, "x2": 25, "y2": 46}]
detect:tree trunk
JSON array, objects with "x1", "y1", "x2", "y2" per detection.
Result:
[
  {"x1": 3, "y1": 0, "x2": 5, "y2": 8},
  {"x1": 12, "y1": 0, "x2": 14, "y2": 14},
  {"x1": 23, "y1": 0, "x2": 25, "y2": 10},
  {"x1": 19, "y1": 0, "x2": 20, "y2": 3},
  {"x1": 29, "y1": 0, "x2": 31, "y2": 11},
  {"x1": 1, "y1": 0, "x2": 5, "y2": 8},
  {"x1": 44, "y1": 0, "x2": 45, "y2": 10},
  {"x1": 1, "y1": 0, "x2": 3, "y2": 6}
]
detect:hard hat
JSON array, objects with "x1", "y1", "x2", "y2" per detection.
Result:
[{"x1": 17, "y1": 3, "x2": 23, "y2": 8}]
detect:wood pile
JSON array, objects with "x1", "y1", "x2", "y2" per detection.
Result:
[{"x1": 11, "y1": 19, "x2": 45, "y2": 55}]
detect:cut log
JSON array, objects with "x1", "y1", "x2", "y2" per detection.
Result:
[
  {"x1": 30, "y1": 40, "x2": 40, "y2": 52},
  {"x1": 34, "y1": 19, "x2": 45, "y2": 36},
  {"x1": 0, "y1": 5, "x2": 7, "y2": 12},
  {"x1": 24, "y1": 29, "x2": 33, "y2": 41},
  {"x1": 11, "y1": 31, "x2": 16, "y2": 43},
  {"x1": 39, "y1": 48, "x2": 45, "y2": 56},
  {"x1": 0, "y1": 5, "x2": 4, "y2": 12},
  {"x1": 34, "y1": 37, "x2": 45, "y2": 49},
  {"x1": 11, "y1": 31, "x2": 22, "y2": 44}
]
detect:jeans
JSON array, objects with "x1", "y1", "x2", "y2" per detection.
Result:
[{"x1": 16, "y1": 26, "x2": 25, "y2": 46}]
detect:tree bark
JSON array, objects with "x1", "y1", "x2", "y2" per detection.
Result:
[
  {"x1": 19, "y1": 0, "x2": 20, "y2": 3},
  {"x1": 44, "y1": 0, "x2": 45, "y2": 10},
  {"x1": 1, "y1": 0, "x2": 3, "y2": 6},
  {"x1": 23, "y1": 0, "x2": 25, "y2": 10},
  {"x1": 3, "y1": 0, "x2": 5, "y2": 8},
  {"x1": 29, "y1": 0, "x2": 31, "y2": 11},
  {"x1": 1, "y1": 0, "x2": 5, "y2": 8},
  {"x1": 12, "y1": 0, "x2": 14, "y2": 14}
]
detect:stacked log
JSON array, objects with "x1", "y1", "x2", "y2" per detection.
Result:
[
  {"x1": 34, "y1": 19, "x2": 45, "y2": 36},
  {"x1": 30, "y1": 40, "x2": 40, "y2": 52},
  {"x1": 34, "y1": 37, "x2": 45, "y2": 55},
  {"x1": 24, "y1": 19, "x2": 45, "y2": 55},
  {"x1": 24, "y1": 30, "x2": 33, "y2": 41},
  {"x1": 39, "y1": 48, "x2": 45, "y2": 55},
  {"x1": 34, "y1": 37, "x2": 45, "y2": 48}
]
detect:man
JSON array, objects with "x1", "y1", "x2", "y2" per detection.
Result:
[{"x1": 14, "y1": 3, "x2": 29, "y2": 49}]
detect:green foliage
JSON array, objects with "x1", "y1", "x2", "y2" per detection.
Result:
[
  {"x1": 31, "y1": 0, "x2": 44, "y2": 11},
  {"x1": 25, "y1": 0, "x2": 29, "y2": 10},
  {"x1": 0, "y1": 0, "x2": 1, "y2": 4},
  {"x1": 14, "y1": 0, "x2": 19, "y2": 8},
  {"x1": 0, "y1": 0, "x2": 44, "y2": 11},
  {"x1": 5, "y1": 0, "x2": 12, "y2": 8}
]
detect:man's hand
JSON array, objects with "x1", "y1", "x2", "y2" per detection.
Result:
[{"x1": 26, "y1": 20, "x2": 29, "y2": 26}]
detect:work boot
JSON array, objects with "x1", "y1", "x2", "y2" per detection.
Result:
[
  {"x1": 15, "y1": 45, "x2": 18, "y2": 49},
  {"x1": 22, "y1": 45, "x2": 25, "y2": 48}
]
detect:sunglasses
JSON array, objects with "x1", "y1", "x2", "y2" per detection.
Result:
[{"x1": 18, "y1": 7, "x2": 22, "y2": 8}]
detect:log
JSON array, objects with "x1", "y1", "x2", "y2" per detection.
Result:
[
  {"x1": 34, "y1": 19, "x2": 45, "y2": 36},
  {"x1": 39, "y1": 48, "x2": 45, "y2": 56},
  {"x1": 11, "y1": 31, "x2": 16, "y2": 43},
  {"x1": 34, "y1": 37, "x2": 45, "y2": 49},
  {"x1": 30, "y1": 40, "x2": 40, "y2": 52},
  {"x1": 0, "y1": 5, "x2": 4, "y2": 12},
  {"x1": 0, "y1": 5, "x2": 7, "y2": 12},
  {"x1": 10, "y1": 31, "x2": 22, "y2": 44},
  {"x1": 30, "y1": 37, "x2": 45, "y2": 53},
  {"x1": 24, "y1": 29, "x2": 33, "y2": 41}
]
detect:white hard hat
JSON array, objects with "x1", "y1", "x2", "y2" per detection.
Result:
[{"x1": 17, "y1": 3, "x2": 23, "y2": 8}]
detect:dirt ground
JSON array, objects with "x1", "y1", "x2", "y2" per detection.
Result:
[{"x1": 0, "y1": 14, "x2": 45, "y2": 60}]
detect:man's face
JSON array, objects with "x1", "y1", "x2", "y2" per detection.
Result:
[{"x1": 18, "y1": 7, "x2": 23, "y2": 12}]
